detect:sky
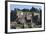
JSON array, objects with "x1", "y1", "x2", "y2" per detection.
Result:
[{"x1": 10, "y1": 4, "x2": 41, "y2": 10}]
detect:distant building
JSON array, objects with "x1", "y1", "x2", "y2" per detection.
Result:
[{"x1": 34, "y1": 12, "x2": 40, "y2": 16}]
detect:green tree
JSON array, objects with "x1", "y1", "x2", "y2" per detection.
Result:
[
  {"x1": 10, "y1": 9, "x2": 17, "y2": 22},
  {"x1": 22, "y1": 8, "x2": 29, "y2": 12}
]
